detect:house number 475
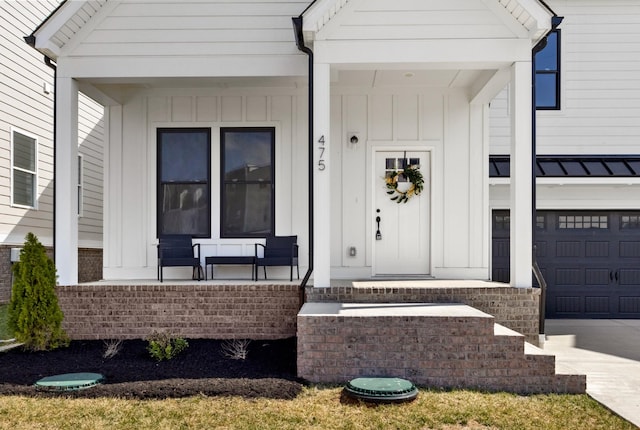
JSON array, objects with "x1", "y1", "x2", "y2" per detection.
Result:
[{"x1": 317, "y1": 135, "x2": 326, "y2": 171}]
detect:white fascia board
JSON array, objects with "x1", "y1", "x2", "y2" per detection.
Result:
[
  {"x1": 314, "y1": 39, "x2": 532, "y2": 66},
  {"x1": 470, "y1": 67, "x2": 511, "y2": 105},
  {"x1": 33, "y1": 1, "x2": 86, "y2": 60},
  {"x1": 57, "y1": 55, "x2": 308, "y2": 79}
]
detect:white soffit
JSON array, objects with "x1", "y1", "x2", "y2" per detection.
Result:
[{"x1": 33, "y1": 0, "x2": 109, "y2": 60}]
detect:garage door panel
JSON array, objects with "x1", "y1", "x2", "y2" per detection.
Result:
[
  {"x1": 619, "y1": 269, "x2": 640, "y2": 286},
  {"x1": 585, "y1": 268, "x2": 611, "y2": 285},
  {"x1": 619, "y1": 241, "x2": 640, "y2": 257},
  {"x1": 585, "y1": 241, "x2": 609, "y2": 258},
  {"x1": 620, "y1": 297, "x2": 640, "y2": 314},
  {"x1": 585, "y1": 296, "x2": 610, "y2": 314},
  {"x1": 554, "y1": 296, "x2": 582, "y2": 314},
  {"x1": 535, "y1": 241, "x2": 548, "y2": 257},
  {"x1": 555, "y1": 241, "x2": 582, "y2": 257},
  {"x1": 555, "y1": 268, "x2": 582, "y2": 285}
]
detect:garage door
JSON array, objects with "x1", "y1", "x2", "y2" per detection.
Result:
[{"x1": 492, "y1": 210, "x2": 640, "y2": 318}]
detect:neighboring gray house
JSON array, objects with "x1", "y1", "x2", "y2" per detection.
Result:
[{"x1": 0, "y1": 0, "x2": 104, "y2": 302}]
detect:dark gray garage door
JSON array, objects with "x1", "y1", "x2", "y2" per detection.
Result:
[{"x1": 492, "y1": 210, "x2": 640, "y2": 318}]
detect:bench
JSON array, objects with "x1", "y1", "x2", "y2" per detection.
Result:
[{"x1": 205, "y1": 256, "x2": 256, "y2": 280}]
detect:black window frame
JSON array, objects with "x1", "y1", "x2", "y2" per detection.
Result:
[
  {"x1": 535, "y1": 29, "x2": 561, "y2": 110},
  {"x1": 156, "y1": 127, "x2": 211, "y2": 238},
  {"x1": 220, "y1": 127, "x2": 275, "y2": 239}
]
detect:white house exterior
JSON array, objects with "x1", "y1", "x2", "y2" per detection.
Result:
[
  {"x1": 0, "y1": 0, "x2": 104, "y2": 302},
  {"x1": 28, "y1": 0, "x2": 554, "y2": 292},
  {"x1": 490, "y1": 0, "x2": 640, "y2": 318}
]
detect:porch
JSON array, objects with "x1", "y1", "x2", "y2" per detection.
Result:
[{"x1": 55, "y1": 279, "x2": 540, "y2": 344}]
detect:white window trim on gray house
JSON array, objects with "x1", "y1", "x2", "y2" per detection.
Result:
[{"x1": 11, "y1": 127, "x2": 38, "y2": 209}]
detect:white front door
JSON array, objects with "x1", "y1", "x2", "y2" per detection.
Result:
[{"x1": 374, "y1": 150, "x2": 430, "y2": 275}]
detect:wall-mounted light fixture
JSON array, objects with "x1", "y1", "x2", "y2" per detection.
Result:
[{"x1": 349, "y1": 133, "x2": 359, "y2": 144}]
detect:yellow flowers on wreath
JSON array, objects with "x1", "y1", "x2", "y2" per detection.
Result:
[{"x1": 384, "y1": 165, "x2": 424, "y2": 204}]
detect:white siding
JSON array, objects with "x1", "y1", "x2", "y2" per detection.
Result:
[
  {"x1": 78, "y1": 92, "x2": 104, "y2": 247},
  {"x1": 69, "y1": 1, "x2": 307, "y2": 59},
  {"x1": 490, "y1": 0, "x2": 640, "y2": 155},
  {"x1": 0, "y1": 1, "x2": 61, "y2": 245},
  {"x1": 103, "y1": 87, "x2": 306, "y2": 279},
  {"x1": 0, "y1": 1, "x2": 104, "y2": 247}
]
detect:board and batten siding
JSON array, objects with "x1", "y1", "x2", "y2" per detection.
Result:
[
  {"x1": 0, "y1": 0, "x2": 104, "y2": 247},
  {"x1": 490, "y1": 0, "x2": 640, "y2": 155},
  {"x1": 329, "y1": 87, "x2": 489, "y2": 278},
  {"x1": 103, "y1": 87, "x2": 307, "y2": 279}
]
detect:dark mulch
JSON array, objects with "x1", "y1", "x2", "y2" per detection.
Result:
[{"x1": 0, "y1": 338, "x2": 304, "y2": 399}]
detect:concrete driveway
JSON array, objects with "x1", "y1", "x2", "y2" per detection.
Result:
[{"x1": 543, "y1": 319, "x2": 640, "y2": 428}]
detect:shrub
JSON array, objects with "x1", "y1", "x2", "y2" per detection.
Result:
[
  {"x1": 102, "y1": 339, "x2": 123, "y2": 359},
  {"x1": 146, "y1": 332, "x2": 188, "y2": 361},
  {"x1": 8, "y1": 233, "x2": 69, "y2": 351},
  {"x1": 221, "y1": 339, "x2": 251, "y2": 360}
]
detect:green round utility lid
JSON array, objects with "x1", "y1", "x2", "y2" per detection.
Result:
[
  {"x1": 35, "y1": 372, "x2": 105, "y2": 391},
  {"x1": 344, "y1": 377, "x2": 418, "y2": 403}
]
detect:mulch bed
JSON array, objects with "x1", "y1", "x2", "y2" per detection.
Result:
[{"x1": 0, "y1": 338, "x2": 304, "y2": 399}]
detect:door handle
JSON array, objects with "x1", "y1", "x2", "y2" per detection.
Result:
[
  {"x1": 375, "y1": 216, "x2": 382, "y2": 240},
  {"x1": 615, "y1": 271, "x2": 619, "y2": 282}
]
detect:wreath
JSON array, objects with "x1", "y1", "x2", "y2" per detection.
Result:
[{"x1": 385, "y1": 165, "x2": 424, "y2": 204}]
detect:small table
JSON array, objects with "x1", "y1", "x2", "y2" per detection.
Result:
[{"x1": 205, "y1": 256, "x2": 255, "y2": 280}]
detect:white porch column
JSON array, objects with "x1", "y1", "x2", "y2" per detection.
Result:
[
  {"x1": 313, "y1": 62, "x2": 331, "y2": 287},
  {"x1": 509, "y1": 61, "x2": 533, "y2": 288},
  {"x1": 55, "y1": 76, "x2": 79, "y2": 285}
]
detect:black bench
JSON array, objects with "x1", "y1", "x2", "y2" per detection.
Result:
[{"x1": 205, "y1": 256, "x2": 256, "y2": 280}]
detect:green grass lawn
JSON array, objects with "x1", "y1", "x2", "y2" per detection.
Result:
[
  {"x1": 0, "y1": 388, "x2": 634, "y2": 430},
  {"x1": 0, "y1": 304, "x2": 12, "y2": 340}
]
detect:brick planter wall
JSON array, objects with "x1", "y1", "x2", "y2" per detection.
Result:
[
  {"x1": 56, "y1": 283, "x2": 301, "y2": 340},
  {"x1": 305, "y1": 281, "x2": 541, "y2": 345}
]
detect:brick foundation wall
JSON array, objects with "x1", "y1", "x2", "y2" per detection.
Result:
[
  {"x1": 78, "y1": 248, "x2": 103, "y2": 283},
  {"x1": 0, "y1": 246, "x2": 103, "y2": 304},
  {"x1": 305, "y1": 282, "x2": 541, "y2": 345},
  {"x1": 0, "y1": 247, "x2": 11, "y2": 303},
  {"x1": 56, "y1": 283, "x2": 301, "y2": 340}
]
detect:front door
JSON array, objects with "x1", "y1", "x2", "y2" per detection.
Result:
[{"x1": 374, "y1": 150, "x2": 430, "y2": 275}]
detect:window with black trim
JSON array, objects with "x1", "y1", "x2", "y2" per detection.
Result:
[
  {"x1": 157, "y1": 128, "x2": 211, "y2": 237},
  {"x1": 535, "y1": 30, "x2": 561, "y2": 110},
  {"x1": 11, "y1": 129, "x2": 37, "y2": 208},
  {"x1": 221, "y1": 127, "x2": 274, "y2": 238}
]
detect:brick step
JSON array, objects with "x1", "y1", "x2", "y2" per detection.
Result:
[{"x1": 298, "y1": 302, "x2": 587, "y2": 394}]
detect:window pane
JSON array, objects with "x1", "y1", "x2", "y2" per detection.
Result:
[
  {"x1": 223, "y1": 131, "x2": 272, "y2": 181},
  {"x1": 160, "y1": 131, "x2": 208, "y2": 182},
  {"x1": 13, "y1": 169, "x2": 35, "y2": 206},
  {"x1": 222, "y1": 183, "x2": 272, "y2": 237},
  {"x1": 536, "y1": 74, "x2": 557, "y2": 108},
  {"x1": 160, "y1": 183, "x2": 209, "y2": 236},
  {"x1": 535, "y1": 32, "x2": 557, "y2": 71},
  {"x1": 158, "y1": 128, "x2": 211, "y2": 237},
  {"x1": 221, "y1": 128, "x2": 274, "y2": 237},
  {"x1": 13, "y1": 132, "x2": 36, "y2": 171}
]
